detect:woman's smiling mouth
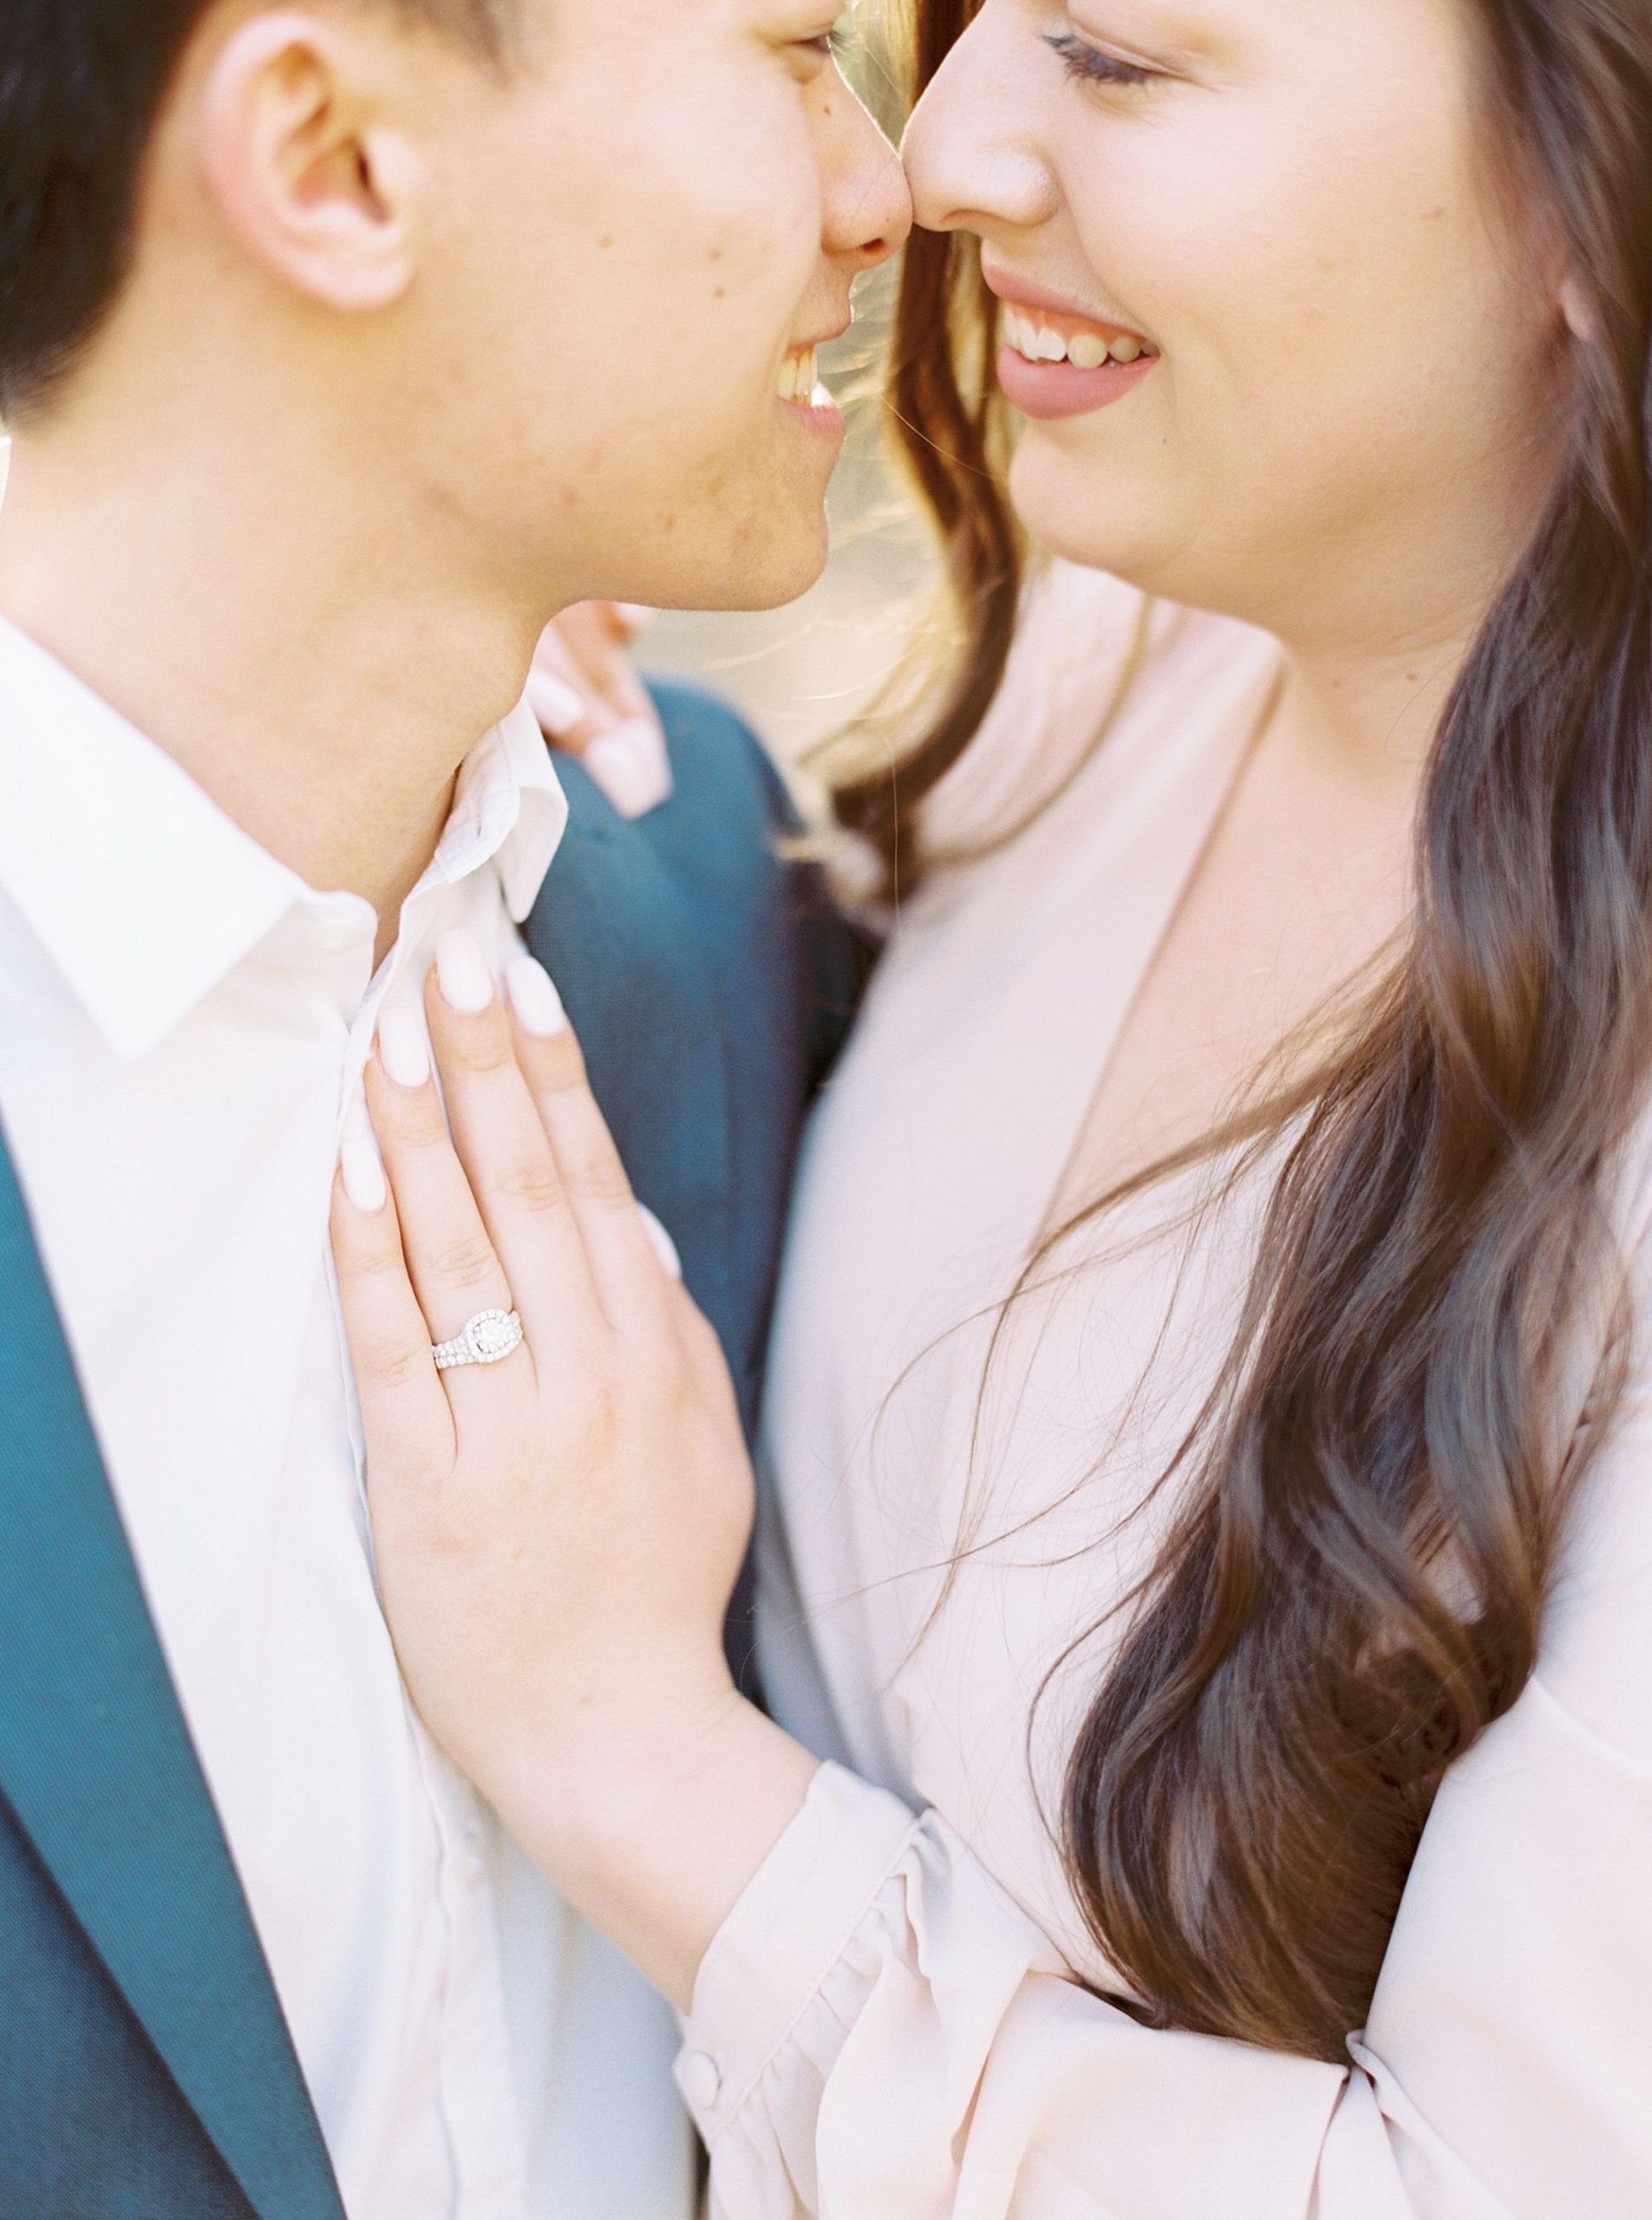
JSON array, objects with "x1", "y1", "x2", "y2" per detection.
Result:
[{"x1": 987, "y1": 270, "x2": 1161, "y2": 421}]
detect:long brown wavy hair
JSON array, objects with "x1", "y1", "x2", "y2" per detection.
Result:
[{"x1": 837, "y1": 0, "x2": 1652, "y2": 2060}]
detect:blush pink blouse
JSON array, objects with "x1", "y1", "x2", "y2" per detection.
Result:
[{"x1": 675, "y1": 565, "x2": 1652, "y2": 2217}]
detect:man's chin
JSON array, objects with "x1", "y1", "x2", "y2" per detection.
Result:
[{"x1": 650, "y1": 518, "x2": 831, "y2": 617}]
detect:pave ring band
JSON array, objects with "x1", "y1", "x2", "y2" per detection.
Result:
[{"x1": 432, "y1": 1307, "x2": 525, "y2": 1373}]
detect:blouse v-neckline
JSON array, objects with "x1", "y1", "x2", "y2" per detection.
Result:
[
  {"x1": 890, "y1": 613, "x2": 1285, "y2": 1296},
  {"x1": 1037, "y1": 656, "x2": 1287, "y2": 1244}
]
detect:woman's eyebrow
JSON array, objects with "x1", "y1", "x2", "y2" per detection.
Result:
[{"x1": 1067, "y1": 0, "x2": 1229, "y2": 47}]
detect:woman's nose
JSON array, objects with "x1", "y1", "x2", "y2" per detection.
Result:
[
  {"x1": 824, "y1": 86, "x2": 916, "y2": 272},
  {"x1": 902, "y1": 7, "x2": 1060, "y2": 237}
]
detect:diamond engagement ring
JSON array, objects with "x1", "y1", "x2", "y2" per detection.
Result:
[{"x1": 432, "y1": 1307, "x2": 525, "y2": 1373}]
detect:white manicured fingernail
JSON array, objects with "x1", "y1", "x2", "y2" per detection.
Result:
[
  {"x1": 378, "y1": 1009, "x2": 430, "y2": 1090},
  {"x1": 506, "y1": 956, "x2": 567, "y2": 1038},
  {"x1": 340, "y1": 1110, "x2": 388, "y2": 1213},
  {"x1": 526, "y1": 669, "x2": 586, "y2": 739},
  {"x1": 637, "y1": 1203, "x2": 682, "y2": 1281},
  {"x1": 436, "y1": 929, "x2": 493, "y2": 1015}
]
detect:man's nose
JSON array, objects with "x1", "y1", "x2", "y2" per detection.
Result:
[{"x1": 824, "y1": 88, "x2": 916, "y2": 272}]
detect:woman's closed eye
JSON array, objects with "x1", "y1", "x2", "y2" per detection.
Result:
[{"x1": 1045, "y1": 30, "x2": 1162, "y2": 89}]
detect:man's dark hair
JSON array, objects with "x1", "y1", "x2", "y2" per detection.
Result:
[{"x1": 0, "y1": 0, "x2": 500, "y2": 421}]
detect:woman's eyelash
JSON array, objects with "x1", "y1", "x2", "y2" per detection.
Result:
[{"x1": 1044, "y1": 31, "x2": 1157, "y2": 88}]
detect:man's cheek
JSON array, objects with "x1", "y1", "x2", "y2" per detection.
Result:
[{"x1": 690, "y1": 122, "x2": 823, "y2": 286}]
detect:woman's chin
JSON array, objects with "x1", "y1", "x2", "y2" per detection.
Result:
[{"x1": 1009, "y1": 447, "x2": 1206, "y2": 606}]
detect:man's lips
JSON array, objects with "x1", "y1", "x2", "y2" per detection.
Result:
[
  {"x1": 795, "y1": 315, "x2": 852, "y2": 350},
  {"x1": 776, "y1": 314, "x2": 852, "y2": 418}
]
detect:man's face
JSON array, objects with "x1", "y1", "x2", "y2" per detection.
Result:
[{"x1": 393, "y1": 0, "x2": 910, "y2": 616}]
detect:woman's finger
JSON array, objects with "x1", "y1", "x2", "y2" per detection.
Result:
[
  {"x1": 669, "y1": 1279, "x2": 742, "y2": 1429},
  {"x1": 362, "y1": 1000, "x2": 532, "y2": 1396},
  {"x1": 527, "y1": 625, "x2": 603, "y2": 743},
  {"x1": 637, "y1": 1204, "x2": 682, "y2": 1283},
  {"x1": 585, "y1": 722, "x2": 672, "y2": 820},
  {"x1": 502, "y1": 960, "x2": 676, "y2": 1333},
  {"x1": 529, "y1": 607, "x2": 672, "y2": 819},
  {"x1": 417, "y1": 932, "x2": 608, "y2": 1345},
  {"x1": 330, "y1": 1110, "x2": 457, "y2": 1485},
  {"x1": 554, "y1": 601, "x2": 655, "y2": 722}
]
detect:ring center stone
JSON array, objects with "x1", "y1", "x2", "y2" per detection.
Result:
[{"x1": 467, "y1": 1309, "x2": 518, "y2": 1362}]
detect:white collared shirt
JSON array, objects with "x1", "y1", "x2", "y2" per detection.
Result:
[{"x1": 0, "y1": 617, "x2": 695, "y2": 2220}]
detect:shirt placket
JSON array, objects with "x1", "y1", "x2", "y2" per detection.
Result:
[
  {"x1": 330, "y1": 870, "x2": 532, "y2": 2220},
  {"x1": 425, "y1": 1774, "x2": 533, "y2": 2217}
]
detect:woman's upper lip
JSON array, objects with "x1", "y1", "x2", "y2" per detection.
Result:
[{"x1": 981, "y1": 259, "x2": 1142, "y2": 338}]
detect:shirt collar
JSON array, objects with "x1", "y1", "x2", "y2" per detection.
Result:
[
  {"x1": 0, "y1": 617, "x2": 567, "y2": 1061},
  {"x1": 425, "y1": 693, "x2": 568, "y2": 928}
]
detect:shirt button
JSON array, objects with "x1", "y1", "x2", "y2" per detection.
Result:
[{"x1": 678, "y1": 2052, "x2": 722, "y2": 2112}]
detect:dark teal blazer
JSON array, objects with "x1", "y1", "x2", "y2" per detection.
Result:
[{"x1": 0, "y1": 684, "x2": 866, "y2": 2220}]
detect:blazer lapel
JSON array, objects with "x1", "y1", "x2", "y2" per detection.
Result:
[
  {"x1": 0, "y1": 1130, "x2": 344, "y2": 2220},
  {"x1": 526, "y1": 761, "x2": 739, "y2": 1353}
]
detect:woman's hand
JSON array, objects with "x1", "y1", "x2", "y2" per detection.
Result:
[
  {"x1": 330, "y1": 932, "x2": 818, "y2": 2007},
  {"x1": 528, "y1": 602, "x2": 673, "y2": 819}
]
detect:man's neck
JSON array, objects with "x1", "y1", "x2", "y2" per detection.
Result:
[{"x1": 0, "y1": 421, "x2": 545, "y2": 958}]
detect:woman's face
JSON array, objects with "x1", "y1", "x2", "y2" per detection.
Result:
[{"x1": 904, "y1": 0, "x2": 1573, "y2": 655}]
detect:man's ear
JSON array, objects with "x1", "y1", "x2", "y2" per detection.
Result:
[{"x1": 199, "y1": 12, "x2": 423, "y2": 312}]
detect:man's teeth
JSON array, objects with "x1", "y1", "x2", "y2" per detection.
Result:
[
  {"x1": 1002, "y1": 309, "x2": 1156, "y2": 369},
  {"x1": 777, "y1": 346, "x2": 821, "y2": 402}
]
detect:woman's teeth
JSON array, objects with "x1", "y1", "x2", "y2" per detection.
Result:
[
  {"x1": 777, "y1": 346, "x2": 822, "y2": 403},
  {"x1": 1002, "y1": 309, "x2": 1158, "y2": 370}
]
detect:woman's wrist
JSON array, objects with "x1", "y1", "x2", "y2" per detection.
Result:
[{"x1": 488, "y1": 1672, "x2": 822, "y2": 2012}]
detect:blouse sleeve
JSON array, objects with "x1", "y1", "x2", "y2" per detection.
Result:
[{"x1": 677, "y1": 1299, "x2": 1652, "y2": 2216}]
